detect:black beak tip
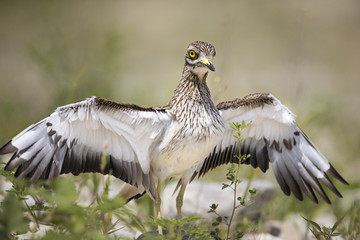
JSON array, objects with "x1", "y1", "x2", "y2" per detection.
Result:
[{"x1": 208, "y1": 64, "x2": 215, "y2": 72}]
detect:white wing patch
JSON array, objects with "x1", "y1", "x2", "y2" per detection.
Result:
[
  {"x1": 196, "y1": 93, "x2": 348, "y2": 203},
  {"x1": 51, "y1": 98, "x2": 171, "y2": 174},
  {"x1": 2, "y1": 97, "x2": 173, "y2": 196}
]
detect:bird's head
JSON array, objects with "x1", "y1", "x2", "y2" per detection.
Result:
[{"x1": 185, "y1": 41, "x2": 216, "y2": 80}]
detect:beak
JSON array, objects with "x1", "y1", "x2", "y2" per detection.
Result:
[{"x1": 200, "y1": 58, "x2": 215, "y2": 71}]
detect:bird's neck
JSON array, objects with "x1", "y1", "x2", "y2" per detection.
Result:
[{"x1": 169, "y1": 65, "x2": 221, "y2": 124}]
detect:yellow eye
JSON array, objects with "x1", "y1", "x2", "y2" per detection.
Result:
[{"x1": 189, "y1": 50, "x2": 197, "y2": 59}]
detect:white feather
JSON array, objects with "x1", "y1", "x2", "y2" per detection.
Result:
[{"x1": 215, "y1": 94, "x2": 334, "y2": 193}]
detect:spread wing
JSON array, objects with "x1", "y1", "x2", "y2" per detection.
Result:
[
  {"x1": 195, "y1": 93, "x2": 348, "y2": 204},
  {"x1": 0, "y1": 96, "x2": 173, "y2": 197}
]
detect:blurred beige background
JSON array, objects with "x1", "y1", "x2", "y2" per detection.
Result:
[{"x1": 0, "y1": 1, "x2": 359, "y2": 185}]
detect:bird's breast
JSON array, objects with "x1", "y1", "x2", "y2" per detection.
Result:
[
  {"x1": 152, "y1": 134, "x2": 222, "y2": 182},
  {"x1": 151, "y1": 111, "x2": 225, "y2": 182}
]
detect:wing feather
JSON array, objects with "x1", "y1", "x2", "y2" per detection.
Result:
[
  {"x1": 1, "y1": 96, "x2": 173, "y2": 197},
  {"x1": 195, "y1": 93, "x2": 348, "y2": 203}
]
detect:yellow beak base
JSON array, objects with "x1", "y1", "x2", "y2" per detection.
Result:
[{"x1": 200, "y1": 59, "x2": 215, "y2": 71}]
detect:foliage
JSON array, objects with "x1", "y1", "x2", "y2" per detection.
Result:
[
  {"x1": 144, "y1": 215, "x2": 212, "y2": 240},
  {"x1": 208, "y1": 121, "x2": 258, "y2": 240},
  {"x1": 0, "y1": 163, "x2": 143, "y2": 240},
  {"x1": 305, "y1": 200, "x2": 360, "y2": 240},
  {"x1": 303, "y1": 216, "x2": 343, "y2": 240}
]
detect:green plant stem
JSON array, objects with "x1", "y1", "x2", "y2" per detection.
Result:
[
  {"x1": 24, "y1": 198, "x2": 40, "y2": 230},
  {"x1": 242, "y1": 168, "x2": 255, "y2": 201},
  {"x1": 225, "y1": 126, "x2": 243, "y2": 240},
  {"x1": 225, "y1": 168, "x2": 239, "y2": 240}
]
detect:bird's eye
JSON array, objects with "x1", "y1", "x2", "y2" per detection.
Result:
[{"x1": 189, "y1": 50, "x2": 197, "y2": 59}]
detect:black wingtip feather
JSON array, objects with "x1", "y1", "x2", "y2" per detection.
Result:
[
  {"x1": 272, "y1": 163, "x2": 291, "y2": 196},
  {"x1": 0, "y1": 140, "x2": 17, "y2": 155},
  {"x1": 5, "y1": 155, "x2": 29, "y2": 172},
  {"x1": 127, "y1": 191, "x2": 146, "y2": 202},
  {"x1": 303, "y1": 182, "x2": 319, "y2": 204},
  {"x1": 257, "y1": 146, "x2": 269, "y2": 173},
  {"x1": 319, "y1": 174, "x2": 343, "y2": 198},
  {"x1": 4, "y1": 152, "x2": 17, "y2": 171},
  {"x1": 314, "y1": 178, "x2": 332, "y2": 204},
  {"x1": 327, "y1": 164, "x2": 349, "y2": 186}
]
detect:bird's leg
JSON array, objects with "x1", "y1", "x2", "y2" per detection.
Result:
[
  {"x1": 155, "y1": 181, "x2": 163, "y2": 235},
  {"x1": 176, "y1": 183, "x2": 187, "y2": 219}
]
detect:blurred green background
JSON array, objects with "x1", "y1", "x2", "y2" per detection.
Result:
[{"x1": 0, "y1": 0, "x2": 359, "y2": 204}]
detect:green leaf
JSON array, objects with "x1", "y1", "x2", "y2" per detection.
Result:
[
  {"x1": 323, "y1": 226, "x2": 330, "y2": 234},
  {"x1": 212, "y1": 221, "x2": 220, "y2": 226},
  {"x1": 309, "y1": 228, "x2": 320, "y2": 238},
  {"x1": 210, "y1": 204, "x2": 218, "y2": 210},
  {"x1": 246, "y1": 200, "x2": 254, "y2": 206},
  {"x1": 241, "y1": 120, "x2": 246, "y2": 128},
  {"x1": 0, "y1": 192, "x2": 29, "y2": 234},
  {"x1": 229, "y1": 122, "x2": 237, "y2": 130},
  {"x1": 331, "y1": 216, "x2": 344, "y2": 232},
  {"x1": 237, "y1": 197, "x2": 245, "y2": 205},
  {"x1": 249, "y1": 188, "x2": 257, "y2": 194},
  {"x1": 303, "y1": 216, "x2": 322, "y2": 231},
  {"x1": 226, "y1": 175, "x2": 234, "y2": 182}
]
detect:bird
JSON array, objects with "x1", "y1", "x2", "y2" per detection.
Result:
[{"x1": 0, "y1": 41, "x2": 349, "y2": 222}]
